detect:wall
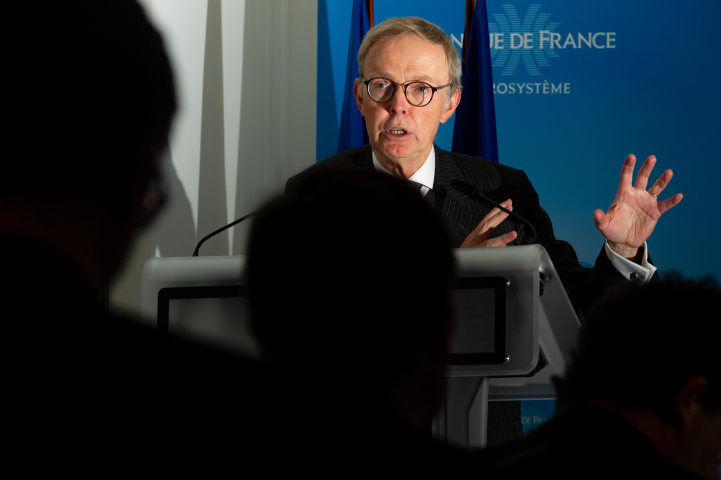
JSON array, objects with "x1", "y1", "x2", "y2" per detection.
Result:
[{"x1": 110, "y1": 0, "x2": 318, "y2": 318}]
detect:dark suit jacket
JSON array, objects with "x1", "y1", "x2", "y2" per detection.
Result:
[{"x1": 287, "y1": 144, "x2": 636, "y2": 319}]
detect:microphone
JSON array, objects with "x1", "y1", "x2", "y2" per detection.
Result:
[
  {"x1": 192, "y1": 211, "x2": 259, "y2": 257},
  {"x1": 470, "y1": 186, "x2": 537, "y2": 245}
]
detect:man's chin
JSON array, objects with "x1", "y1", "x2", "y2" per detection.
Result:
[{"x1": 373, "y1": 143, "x2": 415, "y2": 163}]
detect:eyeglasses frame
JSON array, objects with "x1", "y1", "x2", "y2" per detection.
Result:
[{"x1": 362, "y1": 77, "x2": 452, "y2": 107}]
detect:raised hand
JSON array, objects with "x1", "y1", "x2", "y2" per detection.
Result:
[
  {"x1": 594, "y1": 154, "x2": 683, "y2": 258},
  {"x1": 460, "y1": 199, "x2": 518, "y2": 248}
]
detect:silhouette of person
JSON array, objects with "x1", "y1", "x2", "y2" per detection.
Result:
[
  {"x1": 2, "y1": 0, "x2": 283, "y2": 470},
  {"x1": 476, "y1": 276, "x2": 721, "y2": 480},
  {"x1": 247, "y1": 169, "x2": 477, "y2": 473}
]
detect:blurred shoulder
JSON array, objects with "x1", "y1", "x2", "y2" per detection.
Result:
[{"x1": 286, "y1": 145, "x2": 373, "y2": 192}]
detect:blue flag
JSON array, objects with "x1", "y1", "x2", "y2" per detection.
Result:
[
  {"x1": 452, "y1": 0, "x2": 499, "y2": 163},
  {"x1": 337, "y1": 0, "x2": 371, "y2": 153}
]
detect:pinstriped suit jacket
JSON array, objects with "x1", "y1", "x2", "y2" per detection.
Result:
[{"x1": 287, "y1": 144, "x2": 631, "y2": 318}]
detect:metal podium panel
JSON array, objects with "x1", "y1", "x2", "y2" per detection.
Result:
[
  {"x1": 488, "y1": 248, "x2": 582, "y2": 399},
  {"x1": 446, "y1": 246, "x2": 542, "y2": 378},
  {"x1": 437, "y1": 245, "x2": 581, "y2": 448},
  {"x1": 141, "y1": 248, "x2": 580, "y2": 380},
  {"x1": 141, "y1": 256, "x2": 247, "y2": 320},
  {"x1": 140, "y1": 256, "x2": 254, "y2": 355}
]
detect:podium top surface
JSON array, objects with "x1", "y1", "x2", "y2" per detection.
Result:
[
  {"x1": 142, "y1": 245, "x2": 550, "y2": 287},
  {"x1": 142, "y1": 255, "x2": 246, "y2": 287}
]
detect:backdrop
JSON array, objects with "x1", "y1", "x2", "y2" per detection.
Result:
[{"x1": 317, "y1": 0, "x2": 721, "y2": 279}]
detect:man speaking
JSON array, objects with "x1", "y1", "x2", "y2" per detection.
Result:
[{"x1": 289, "y1": 16, "x2": 682, "y2": 317}]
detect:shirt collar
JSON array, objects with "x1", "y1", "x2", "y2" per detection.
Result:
[{"x1": 371, "y1": 147, "x2": 436, "y2": 190}]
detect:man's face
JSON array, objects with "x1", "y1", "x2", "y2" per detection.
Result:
[{"x1": 354, "y1": 34, "x2": 460, "y2": 171}]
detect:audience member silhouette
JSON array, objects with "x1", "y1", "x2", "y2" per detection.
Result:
[
  {"x1": 247, "y1": 169, "x2": 476, "y2": 472},
  {"x1": 2, "y1": 0, "x2": 282, "y2": 468},
  {"x1": 476, "y1": 277, "x2": 721, "y2": 480}
]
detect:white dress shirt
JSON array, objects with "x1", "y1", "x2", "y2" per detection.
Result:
[
  {"x1": 371, "y1": 148, "x2": 655, "y2": 283},
  {"x1": 372, "y1": 148, "x2": 435, "y2": 195}
]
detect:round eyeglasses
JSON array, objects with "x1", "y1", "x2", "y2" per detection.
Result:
[{"x1": 363, "y1": 77, "x2": 451, "y2": 107}]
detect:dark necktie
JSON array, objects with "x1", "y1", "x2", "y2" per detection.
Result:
[{"x1": 408, "y1": 180, "x2": 436, "y2": 208}]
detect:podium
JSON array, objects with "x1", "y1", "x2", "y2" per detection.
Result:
[
  {"x1": 141, "y1": 245, "x2": 580, "y2": 446},
  {"x1": 436, "y1": 246, "x2": 581, "y2": 448}
]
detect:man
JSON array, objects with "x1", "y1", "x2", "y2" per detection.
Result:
[
  {"x1": 2, "y1": 1, "x2": 282, "y2": 469},
  {"x1": 289, "y1": 17, "x2": 682, "y2": 320},
  {"x1": 477, "y1": 277, "x2": 721, "y2": 480},
  {"x1": 247, "y1": 169, "x2": 475, "y2": 473},
  {"x1": 289, "y1": 15, "x2": 683, "y2": 447}
]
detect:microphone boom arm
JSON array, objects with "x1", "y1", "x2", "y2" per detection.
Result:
[
  {"x1": 470, "y1": 187, "x2": 538, "y2": 245},
  {"x1": 192, "y1": 211, "x2": 259, "y2": 257}
]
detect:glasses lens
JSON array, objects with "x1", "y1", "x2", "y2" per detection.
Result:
[
  {"x1": 368, "y1": 78, "x2": 394, "y2": 102},
  {"x1": 406, "y1": 82, "x2": 433, "y2": 106}
]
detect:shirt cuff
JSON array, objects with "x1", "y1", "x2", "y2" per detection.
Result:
[{"x1": 604, "y1": 241, "x2": 657, "y2": 283}]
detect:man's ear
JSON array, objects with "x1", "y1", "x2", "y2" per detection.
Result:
[
  {"x1": 675, "y1": 376, "x2": 710, "y2": 435},
  {"x1": 440, "y1": 89, "x2": 461, "y2": 124},
  {"x1": 353, "y1": 78, "x2": 365, "y2": 117}
]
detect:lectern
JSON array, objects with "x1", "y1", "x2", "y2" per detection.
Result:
[
  {"x1": 437, "y1": 246, "x2": 581, "y2": 448},
  {"x1": 141, "y1": 245, "x2": 580, "y2": 447}
]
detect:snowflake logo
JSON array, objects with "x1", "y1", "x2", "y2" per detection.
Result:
[{"x1": 489, "y1": 4, "x2": 559, "y2": 76}]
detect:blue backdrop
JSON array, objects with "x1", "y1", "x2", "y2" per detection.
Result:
[{"x1": 317, "y1": 0, "x2": 721, "y2": 280}]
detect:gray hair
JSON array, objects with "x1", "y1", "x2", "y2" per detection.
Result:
[{"x1": 357, "y1": 17, "x2": 462, "y2": 105}]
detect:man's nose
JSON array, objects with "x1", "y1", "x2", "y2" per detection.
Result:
[{"x1": 388, "y1": 85, "x2": 409, "y2": 114}]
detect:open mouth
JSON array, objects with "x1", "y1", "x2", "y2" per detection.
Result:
[{"x1": 387, "y1": 128, "x2": 408, "y2": 136}]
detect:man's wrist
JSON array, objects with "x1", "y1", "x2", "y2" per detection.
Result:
[
  {"x1": 626, "y1": 246, "x2": 644, "y2": 265},
  {"x1": 606, "y1": 241, "x2": 639, "y2": 260},
  {"x1": 604, "y1": 241, "x2": 655, "y2": 282}
]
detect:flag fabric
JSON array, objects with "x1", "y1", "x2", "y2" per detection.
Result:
[
  {"x1": 336, "y1": 0, "x2": 373, "y2": 153},
  {"x1": 452, "y1": 0, "x2": 499, "y2": 163}
]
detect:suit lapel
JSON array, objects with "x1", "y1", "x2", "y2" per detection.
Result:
[
  {"x1": 433, "y1": 145, "x2": 516, "y2": 247},
  {"x1": 433, "y1": 146, "x2": 483, "y2": 247},
  {"x1": 433, "y1": 145, "x2": 468, "y2": 204}
]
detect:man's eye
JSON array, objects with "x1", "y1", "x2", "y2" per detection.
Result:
[
  {"x1": 373, "y1": 82, "x2": 390, "y2": 90},
  {"x1": 414, "y1": 84, "x2": 430, "y2": 93}
]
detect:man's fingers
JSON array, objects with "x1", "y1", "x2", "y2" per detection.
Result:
[
  {"x1": 461, "y1": 228, "x2": 517, "y2": 248},
  {"x1": 460, "y1": 199, "x2": 514, "y2": 248},
  {"x1": 647, "y1": 169, "x2": 673, "y2": 197},
  {"x1": 634, "y1": 155, "x2": 656, "y2": 191},
  {"x1": 482, "y1": 199, "x2": 512, "y2": 221},
  {"x1": 483, "y1": 231, "x2": 517, "y2": 247},
  {"x1": 472, "y1": 200, "x2": 512, "y2": 235},
  {"x1": 657, "y1": 193, "x2": 683, "y2": 215},
  {"x1": 618, "y1": 154, "x2": 636, "y2": 192},
  {"x1": 485, "y1": 205, "x2": 511, "y2": 228}
]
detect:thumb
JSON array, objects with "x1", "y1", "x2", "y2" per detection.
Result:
[{"x1": 593, "y1": 209, "x2": 608, "y2": 231}]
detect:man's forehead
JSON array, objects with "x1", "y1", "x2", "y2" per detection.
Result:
[
  {"x1": 369, "y1": 69, "x2": 437, "y2": 84},
  {"x1": 364, "y1": 34, "x2": 448, "y2": 82}
]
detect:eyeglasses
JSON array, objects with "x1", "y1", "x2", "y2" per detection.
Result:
[{"x1": 362, "y1": 77, "x2": 451, "y2": 107}]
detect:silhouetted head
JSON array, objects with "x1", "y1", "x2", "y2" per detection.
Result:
[
  {"x1": 560, "y1": 275, "x2": 721, "y2": 477},
  {"x1": 247, "y1": 169, "x2": 454, "y2": 424},
  {"x1": 1, "y1": 1, "x2": 176, "y2": 282}
]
